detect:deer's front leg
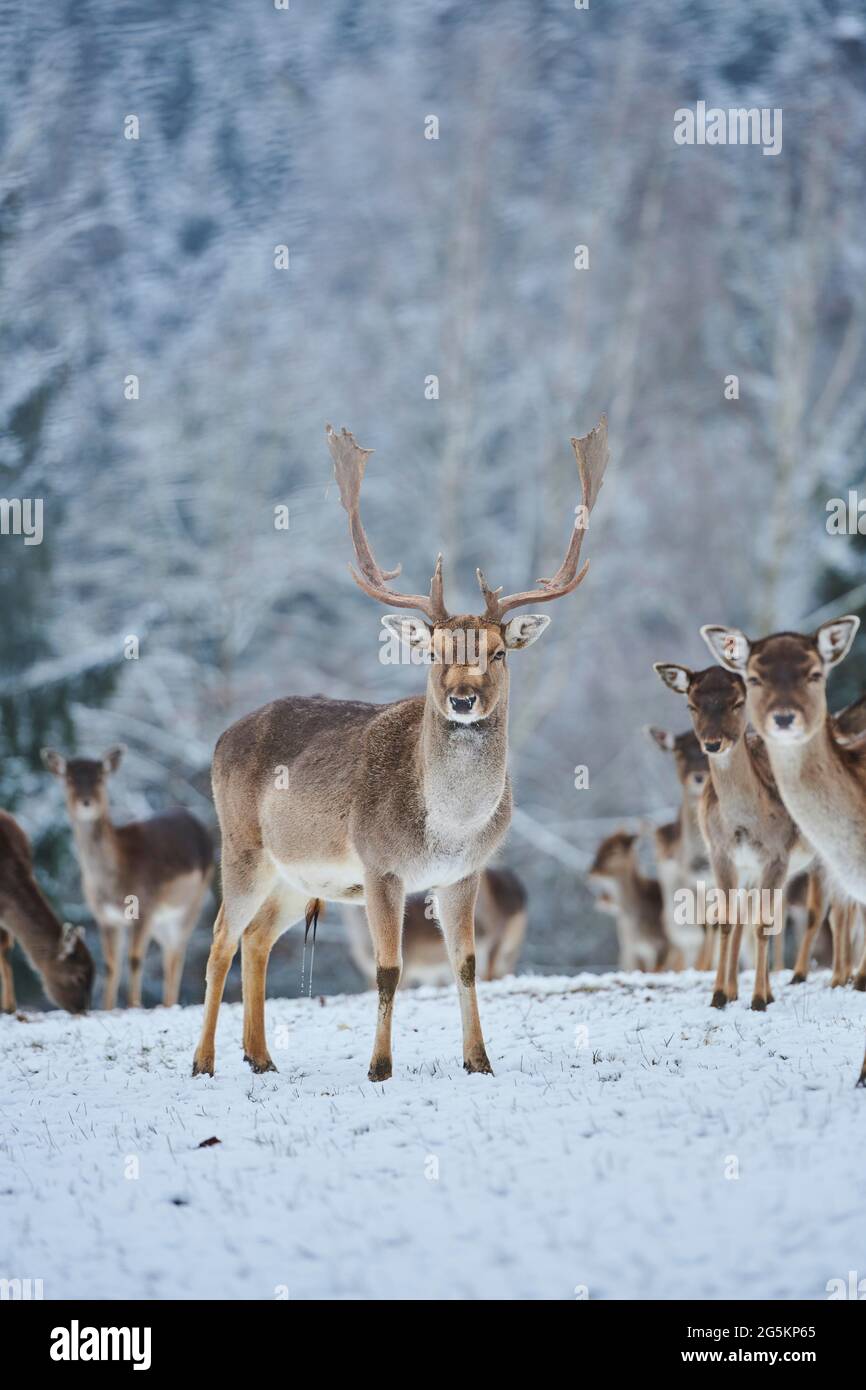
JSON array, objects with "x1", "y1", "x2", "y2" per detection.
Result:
[
  {"x1": 708, "y1": 851, "x2": 737, "y2": 1009},
  {"x1": 753, "y1": 861, "x2": 786, "y2": 1010},
  {"x1": 127, "y1": 916, "x2": 152, "y2": 1008},
  {"x1": 829, "y1": 900, "x2": 851, "y2": 988},
  {"x1": 437, "y1": 874, "x2": 493, "y2": 1075},
  {"x1": 99, "y1": 924, "x2": 123, "y2": 1010},
  {"x1": 0, "y1": 929, "x2": 16, "y2": 1013},
  {"x1": 853, "y1": 906, "x2": 866, "y2": 992},
  {"x1": 791, "y1": 870, "x2": 827, "y2": 984},
  {"x1": 364, "y1": 873, "x2": 405, "y2": 1082}
]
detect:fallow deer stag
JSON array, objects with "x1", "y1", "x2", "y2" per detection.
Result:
[
  {"x1": 699, "y1": 618, "x2": 866, "y2": 1083},
  {"x1": 345, "y1": 866, "x2": 528, "y2": 989},
  {"x1": 192, "y1": 417, "x2": 608, "y2": 1080},
  {"x1": 0, "y1": 810, "x2": 94, "y2": 1014},
  {"x1": 42, "y1": 748, "x2": 213, "y2": 1009},
  {"x1": 653, "y1": 661, "x2": 820, "y2": 1009},
  {"x1": 644, "y1": 727, "x2": 711, "y2": 967}
]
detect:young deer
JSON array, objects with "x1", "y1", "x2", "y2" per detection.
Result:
[
  {"x1": 587, "y1": 829, "x2": 671, "y2": 971},
  {"x1": 192, "y1": 418, "x2": 608, "y2": 1080},
  {"x1": 644, "y1": 727, "x2": 712, "y2": 967},
  {"x1": 653, "y1": 662, "x2": 820, "y2": 1009},
  {"x1": 0, "y1": 810, "x2": 94, "y2": 1014},
  {"x1": 42, "y1": 747, "x2": 213, "y2": 1009},
  {"x1": 345, "y1": 866, "x2": 528, "y2": 989},
  {"x1": 701, "y1": 617, "x2": 866, "y2": 1051}
]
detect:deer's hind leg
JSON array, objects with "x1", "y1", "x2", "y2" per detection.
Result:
[
  {"x1": 241, "y1": 886, "x2": 307, "y2": 1074},
  {"x1": 192, "y1": 859, "x2": 275, "y2": 1078},
  {"x1": 163, "y1": 873, "x2": 212, "y2": 1008},
  {"x1": 0, "y1": 929, "x2": 16, "y2": 1013},
  {"x1": 438, "y1": 873, "x2": 493, "y2": 1075}
]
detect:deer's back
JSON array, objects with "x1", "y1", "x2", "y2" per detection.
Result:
[
  {"x1": 115, "y1": 810, "x2": 213, "y2": 882},
  {"x1": 213, "y1": 694, "x2": 418, "y2": 877},
  {"x1": 0, "y1": 810, "x2": 36, "y2": 908}
]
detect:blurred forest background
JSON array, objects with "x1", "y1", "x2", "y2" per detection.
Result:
[{"x1": 1, "y1": 0, "x2": 865, "y2": 1004}]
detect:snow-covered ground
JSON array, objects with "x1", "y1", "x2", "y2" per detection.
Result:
[{"x1": 2, "y1": 970, "x2": 865, "y2": 1301}]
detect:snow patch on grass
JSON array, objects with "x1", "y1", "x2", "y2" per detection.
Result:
[{"x1": 1, "y1": 971, "x2": 865, "y2": 1299}]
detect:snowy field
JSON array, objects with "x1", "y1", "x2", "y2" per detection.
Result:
[{"x1": 2, "y1": 970, "x2": 866, "y2": 1301}]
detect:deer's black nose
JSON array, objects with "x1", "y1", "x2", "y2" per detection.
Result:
[
  {"x1": 704, "y1": 740, "x2": 721, "y2": 754},
  {"x1": 449, "y1": 694, "x2": 476, "y2": 715},
  {"x1": 773, "y1": 712, "x2": 795, "y2": 729}
]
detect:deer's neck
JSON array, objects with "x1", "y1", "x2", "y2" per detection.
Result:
[
  {"x1": 1, "y1": 874, "x2": 63, "y2": 969},
  {"x1": 419, "y1": 696, "x2": 509, "y2": 837},
  {"x1": 708, "y1": 734, "x2": 760, "y2": 814},
  {"x1": 679, "y1": 793, "x2": 707, "y2": 873},
  {"x1": 72, "y1": 813, "x2": 120, "y2": 880},
  {"x1": 762, "y1": 717, "x2": 866, "y2": 887}
]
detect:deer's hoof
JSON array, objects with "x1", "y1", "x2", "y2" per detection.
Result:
[
  {"x1": 750, "y1": 996, "x2": 768, "y2": 1012},
  {"x1": 192, "y1": 1055, "x2": 214, "y2": 1078},
  {"x1": 710, "y1": 990, "x2": 727, "y2": 1010},
  {"x1": 464, "y1": 1051, "x2": 494, "y2": 1075},
  {"x1": 853, "y1": 975, "x2": 866, "y2": 993},
  {"x1": 857, "y1": 1070, "x2": 866, "y2": 1089},
  {"x1": 244, "y1": 1053, "x2": 277, "y2": 1074},
  {"x1": 368, "y1": 1056, "x2": 392, "y2": 1082}
]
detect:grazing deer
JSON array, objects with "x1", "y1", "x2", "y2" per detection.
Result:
[
  {"x1": 192, "y1": 418, "x2": 608, "y2": 1080},
  {"x1": 587, "y1": 829, "x2": 672, "y2": 971},
  {"x1": 42, "y1": 747, "x2": 213, "y2": 1008},
  {"x1": 644, "y1": 727, "x2": 712, "y2": 967},
  {"x1": 345, "y1": 866, "x2": 528, "y2": 989},
  {"x1": 653, "y1": 662, "x2": 820, "y2": 1009},
  {"x1": 0, "y1": 810, "x2": 93, "y2": 1013},
  {"x1": 701, "y1": 618, "x2": 866, "y2": 1019}
]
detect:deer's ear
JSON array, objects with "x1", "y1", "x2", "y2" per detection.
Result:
[
  {"x1": 816, "y1": 616, "x2": 859, "y2": 670},
  {"x1": 644, "y1": 725, "x2": 675, "y2": 752},
  {"x1": 701, "y1": 625, "x2": 750, "y2": 673},
  {"x1": 41, "y1": 748, "x2": 66, "y2": 776},
  {"x1": 653, "y1": 663, "x2": 692, "y2": 695},
  {"x1": 102, "y1": 745, "x2": 126, "y2": 775},
  {"x1": 381, "y1": 614, "x2": 433, "y2": 655},
  {"x1": 58, "y1": 922, "x2": 84, "y2": 960},
  {"x1": 502, "y1": 614, "x2": 551, "y2": 650}
]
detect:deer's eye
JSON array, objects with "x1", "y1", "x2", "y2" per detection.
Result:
[
  {"x1": 733, "y1": 701, "x2": 745, "y2": 711},
  {"x1": 747, "y1": 677, "x2": 761, "y2": 687},
  {"x1": 492, "y1": 650, "x2": 505, "y2": 662},
  {"x1": 809, "y1": 671, "x2": 823, "y2": 683}
]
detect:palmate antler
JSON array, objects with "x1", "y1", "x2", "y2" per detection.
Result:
[
  {"x1": 326, "y1": 424, "x2": 450, "y2": 623},
  {"x1": 476, "y1": 415, "x2": 609, "y2": 622},
  {"x1": 326, "y1": 415, "x2": 608, "y2": 625}
]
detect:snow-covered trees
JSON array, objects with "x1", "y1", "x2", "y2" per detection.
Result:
[{"x1": 2, "y1": 0, "x2": 864, "y2": 985}]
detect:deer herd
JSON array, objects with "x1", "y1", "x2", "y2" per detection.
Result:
[{"x1": 2, "y1": 417, "x2": 866, "y2": 1087}]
